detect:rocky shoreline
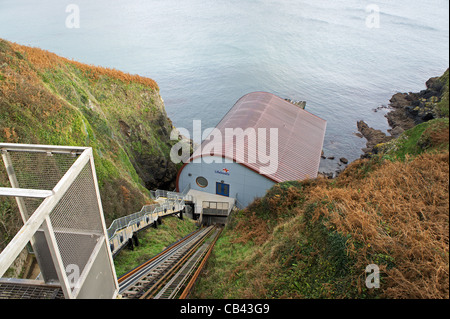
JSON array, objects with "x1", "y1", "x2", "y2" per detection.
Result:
[
  {"x1": 318, "y1": 69, "x2": 448, "y2": 179},
  {"x1": 357, "y1": 69, "x2": 449, "y2": 158},
  {"x1": 318, "y1": 151, "x2": 350, "y2": 179}
]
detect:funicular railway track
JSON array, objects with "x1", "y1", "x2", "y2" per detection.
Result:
[{"x1": 118, "y1": 226, "x2": 221, "y2": 299}]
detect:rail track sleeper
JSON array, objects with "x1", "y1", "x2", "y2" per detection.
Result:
[
  {"x1": 119, "y1": 226, "x2": 217, "y2": 299},
  {"x1": 154, "y1": 232, "x2": 218, "y2": 299}
]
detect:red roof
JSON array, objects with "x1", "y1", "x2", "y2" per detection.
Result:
[{"x1": 188, "y1": 92, "x2": 327, "y2": 183}]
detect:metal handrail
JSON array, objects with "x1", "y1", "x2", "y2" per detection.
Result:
[
  {"x1": 107, "y1": 184, "x2": 197, "y2": 256},
  {"x1": 106, "y1": 187, "x2": 191, "y2": 240}
]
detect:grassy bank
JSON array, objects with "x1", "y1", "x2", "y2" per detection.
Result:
[
  {"x1": 193, "y1": 152, "x2": 449, "y2": 299},
  {"x1": 114, "y1": 216, "x2": 198, "y2": 277}
]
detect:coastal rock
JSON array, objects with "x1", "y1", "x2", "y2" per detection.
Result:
[
  {"x1": 426, "y1": 76, "x2": 445, "y2": 93},
  {"x1": 318, "y1": 172, "x2": 334, "y2": 179},
  {"x1": 318, "y1": 169, "x2": 346, "y2": 179},
  {"x1": 357, "y1": 69, "x2": 448, "y2": 158},
  {"x1": 357, "y1": 121, "x2": 393, "y2": 157},
  {"x1": 385, "y1": 76, "x2": 444, "y2": 132},
  {"x1": 389, "y1": 92, "x2": 412, "y2": 109},
  {"x1": 339, "y1": 157, "x2": 349, "y2": 164},
  {"x1": 285, "y1": 98, "x2": 306, "y2": 109},
  {"x1": 385, "y1": 107, "x2": 416, "y2": 137}
]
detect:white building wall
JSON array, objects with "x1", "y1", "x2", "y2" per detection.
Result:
[{"x1": 178, "y1": 156, "x2": 276, "y2": 208}]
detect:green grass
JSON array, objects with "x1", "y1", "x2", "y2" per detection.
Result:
[
  {"x1": 381, "y1": 118, "x2": 449, "y2": 160},
  {"x1": 113, "y1": 216, "x2": 197, "y2": 277},
  {"x1": 436, "y1": 69, "x2": 449, "y2": 118},
  {"x1": 191, "y1": 198, "x2": 370, "y2": 299},
  {"x1": 190, "y1": 226, "x2": 256, "y2": 299}
]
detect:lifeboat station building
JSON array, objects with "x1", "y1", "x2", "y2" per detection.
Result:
[{"x1": 176, "y1": 92, "x2": 327, "y2": 209}]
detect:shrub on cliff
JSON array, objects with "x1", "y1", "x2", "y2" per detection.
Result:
[
  {"x1": 436, "y1": 69, "x2": 449, "y2": 118},
  {"x1": 377, "y1": 118, "x2": 449, "y2": 160}
]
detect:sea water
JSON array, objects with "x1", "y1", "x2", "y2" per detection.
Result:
[{"x1": 0, "y1": 0, "x2": 448, "y2": 173}]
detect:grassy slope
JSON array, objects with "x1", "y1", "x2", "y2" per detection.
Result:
[
  {"x1": 192, "y1": 71, "x2": 449, "y2": 299},
  {"x1": 379, "y1": 70, "x2": 449, "y2": 160},
  {"x1": 436, "y1": 69, "x2": 449, "y2": 117},
  {"x1": 0, "y1": 39, "x2": 178, "y2": 248},
  {"x1": 114, "y1": 216, "x2": 197, "y2": 277}
]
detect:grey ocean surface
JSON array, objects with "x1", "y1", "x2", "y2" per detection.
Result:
[{"x1": 0, "y1": 0, "x2": 448, "y2": 173}]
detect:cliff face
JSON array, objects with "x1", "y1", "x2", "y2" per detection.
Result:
[{"x1": 0, "y1": 39, "x2": 180, "y2": 245}]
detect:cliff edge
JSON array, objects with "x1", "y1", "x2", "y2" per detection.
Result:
[{"x1": 0, "y1": 39, "x2": 181, "y2": 248}]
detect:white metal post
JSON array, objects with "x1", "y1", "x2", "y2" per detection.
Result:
[
  {"x1": 41, "y1": 217, "x2": 73, "y2": 299},
  {"x1": 0, "y1": 148, "x2": 90, "y2": 280},
  {"x1": 88, "y1": 148, "x2": 120, "y2": 294}
]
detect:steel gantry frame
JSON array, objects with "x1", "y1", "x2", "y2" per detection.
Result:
[{"x1": 0, "y1": 143, "x2": 119, "y2": 299}]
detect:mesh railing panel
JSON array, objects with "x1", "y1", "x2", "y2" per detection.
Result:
[
  {"x1": 48, "y1": 161, "x2": 104, "y2": 291},
  {"x1": 2, "y1": 151, "x2": 79, "y2": 220},
  {"x1": 49, "y1": 162, "x2": 103, "y2": 233},
  {"x1": 0, "y1": 145, "x2": 118, "y2": 299},
  {"x1": 7, "y1": 151, "x2": 78, "y2": 190}
]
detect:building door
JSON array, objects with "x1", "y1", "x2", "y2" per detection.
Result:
[{"x1": 216, "y1": 182, "x2": 230, "y2": 197}]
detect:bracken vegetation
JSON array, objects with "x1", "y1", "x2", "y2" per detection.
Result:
[
  {"x1": 193, "y1": 151, "x2": 449, "y2": 299},
  {"x1": 9, "y1": 42, "x2": 159, "y2": 90}
]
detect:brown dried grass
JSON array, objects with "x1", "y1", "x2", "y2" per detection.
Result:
[
  {"x1": 0, "y1": 43, "x2": 65, "y2": 117},
  {"x1": 231, "y1": 211, "x2": 270, "y2": 245},
  {"x1": 232, "y1": 184, "x2": 306, "y2": 245},
  {"x1": 309, "y1": 152, "x2": 449, "y2": 298},
  {"x1": 10, "y1": 42, "x2": 159, "y2": 90},
  {"x1": 228, "y1": 151, "x2": 448, "y2": 298}
]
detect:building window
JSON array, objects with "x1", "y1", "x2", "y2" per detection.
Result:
[{"x1": 196, "y1": 176, "x2": 208, "y2": 188}]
